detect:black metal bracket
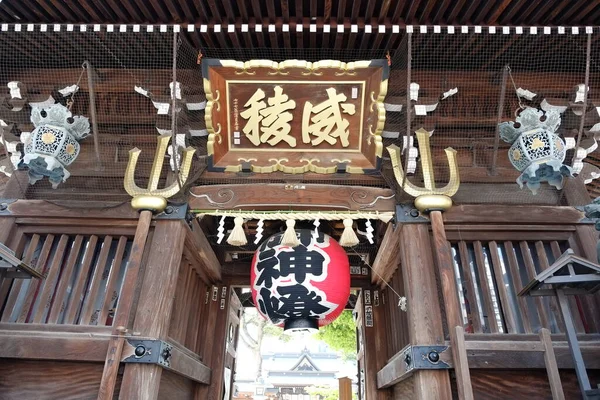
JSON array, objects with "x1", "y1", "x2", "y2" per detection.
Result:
[
  {"x1": 122, "y1": 339, "x2": 173, "y2": 368},
  {"x1": 154, "y1": 202, "x2": 188, "y2": 220},
  {"x1": 0, "y1": 199, "x2": 17, "y2": 216},
  {"x1": 395, "y1": 203, "x2": 428, "y2": 224},
  {"x1": 400, "y1": 345, "x2": 450, "y2": 372}
]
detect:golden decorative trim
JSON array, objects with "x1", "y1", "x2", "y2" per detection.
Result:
[
  {"x1": 124, "y1": 134, "x2": 196, "y2": 211},
  {"x1": 414, "y1": 194, "x2": 453, "y2": 212},
  {"x1": 387, "y1": 128, "x2": 460, "y2": 198}
]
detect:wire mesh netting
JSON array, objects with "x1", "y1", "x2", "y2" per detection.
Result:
[{"x1": 0, "y1": 26, "x2": 599, "y2": 205}]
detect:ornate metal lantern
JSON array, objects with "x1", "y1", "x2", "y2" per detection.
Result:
[
  {"x1": 251, "y1": 229, "x2": 350, "y2": 332},
  {"x1": 21, "y1": 103, "x2": 90, "y2": 188},
  {"x1": 499, "y1": 107, "x2": 572, "y2": 194}
]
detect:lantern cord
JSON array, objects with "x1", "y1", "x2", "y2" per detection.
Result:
[
  {"x1": 348, "y1": 248, "x2": 407, "y2": 311},
  {"x1": 506, "y1": 66, "x2": 525, "y2": 112},
  {"x1": 194, "y1": 210, "x2": 394, "y2": 223}
]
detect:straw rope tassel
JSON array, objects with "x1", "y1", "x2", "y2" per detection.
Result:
[
  {"x1": 227, "y1": 216, "x2": 248, "y2": 246},
  {"x1": 282, "y1": 219, "x2": 300, "y2": 247},
  {"x1": 339, "y1": 218, "x2": 360, "y2": 247}
]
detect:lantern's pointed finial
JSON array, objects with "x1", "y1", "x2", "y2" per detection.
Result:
[
  {"x1": 387, "y1": 128, "x2": 460, "y2": 212},
  {"x1": 124, "y1": 134, "x2": 196, "y2": 212}
]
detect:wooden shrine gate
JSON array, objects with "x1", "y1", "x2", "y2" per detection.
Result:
[{"x1": 1, "y1": 200, "x2": 600, "y2": 399}]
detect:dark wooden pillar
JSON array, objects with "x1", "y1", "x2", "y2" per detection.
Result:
[
  {"x1": 119, "y1": 220, "x2": 187, "y2": 400},
  {"x1": 399, "y1": 224, "x2": 452, "y2": 400}
]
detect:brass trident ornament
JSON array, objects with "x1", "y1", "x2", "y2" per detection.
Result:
[
  {"x1": 124, "y1": 134, "x2": 196, "y2": 212},
  {"x1": 387, "y1": 128, "x2": 460, "y2": 211}
]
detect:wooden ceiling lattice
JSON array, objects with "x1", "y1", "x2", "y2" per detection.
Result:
[{"x1": 0, "y1": 0, "x2": 599, "y2": 26}]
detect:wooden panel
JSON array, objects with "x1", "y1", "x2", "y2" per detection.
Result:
[
  {"x1": 0, "y1": 360, "x2": 121, "y2": 400},
  {"x1": 63, "y1": 235, "x2": 98, "y2": 324},
  {"x1": 79, "y1": 235, "x2": 113, "y2": 325},
  {"x1": 472, "y1": 241, "x2": 499, "y2": 333},
  {"x1": 573, "y1": 225, "x2": 600, "y2": 333},
  {"x1": 15, "y1": 234, "x2": 56, "y2": 323},
  {"x1": 46, "y1": 235, "x2": 84, "y2": 324},
  {"x1": 458, "y1": 241, "x2": 483, "y2": 333},
  {"x1": 185, "y1": 275, "x2": 203, "y2": 352}
]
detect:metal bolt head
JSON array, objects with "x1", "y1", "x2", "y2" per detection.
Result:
[
  {"x1": 404, "y1": 353, "x2": 412, "y2": 366},
  {"x1": 428, "y1": 350, "x2": 440, "y2": 363},
  {"x1": 0, "y1": 203, "x2": 7, "y2": 211},
  {"x1": 164, "y1": 206, "x2": 174, "y2": 214},
  {"x1": 134, "y1": 345, "x2": 146, "y2": 357},
  {"x1": 409, "y1": 209, "x2": 419, "y2": 218}
]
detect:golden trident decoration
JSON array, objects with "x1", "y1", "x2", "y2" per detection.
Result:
[
  {"x1": 386, "y1": 128, "x2": 460, "y2": 212},
  {"x1": 124, "y1": 134, "x2": 196, "y2": 212}
]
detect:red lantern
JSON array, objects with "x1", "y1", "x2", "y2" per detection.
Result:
[{"x1": 251, "y1": 229, "x2": 350, "y2": 331}]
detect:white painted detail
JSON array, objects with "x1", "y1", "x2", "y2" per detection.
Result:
[
  {"x1": 447, "y1": 26, "x2": 454, "y2": 34},
  {"x1": 186, "y1": 101, "x2": 206, "y2": 111},
  {"x1": 441, "y1": 87, "x2": 458, "y2": 100},
  {"x1": 420, "y1": 25, "x2": 427, "y2": 33},
  {"x1": 134, "y1": 86, "x2": 149, "y2": 97},
  {"x1": 516, "y1": 88, "x2": 537, "y2": 101},
  {"x1": 7, "y1": 82, "x2": 22, "y2": 99},
  {"x1": 54, "y1": 24, "x2": 61, "y2": 32},
  {"x1": 409, "y1": 82, "x2": 420, "y2": 101},
  {"x1": 530, "y1": 27, "x2": 537, "y2": 34},
  {"x1": 384, "y1": 103, "x2": 403, "y2": 112},
  {"x1": 58, "y1": 84, "x2": 79, "y2": 96},
  {"x1": 414, "y1": 105, "x2": 427, "y2": 116}
]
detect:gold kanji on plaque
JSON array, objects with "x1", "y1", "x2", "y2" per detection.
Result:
[
  {"x1": 302, "y1": 87, "x2": 356, "y2": 147},
  {"x1": 240, "y1": 86, "x2": 296, "y2": 147}
]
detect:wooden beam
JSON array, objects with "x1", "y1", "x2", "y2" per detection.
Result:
[
  {"x1": 371, "y1": 223, "x2": 401, "y2": 286},
  {"x1": 443, "y1": 205, "x2": 585, "y2": 225},
  {"x1": 189, "y1": 183, "x2": 396, "y2": 212},
  {"x1": 0, "y1": 330, "x2": 110, "y2": 362},
  {"x1": 2, "y1": 200, "x2": 138, "y2": 219},
  {"x1": 184, "y1": 218, "x2": 222, "y2": 283},
  {"x1": 451, "y1": 326, "x2": 474, "y2": 400},
  {"x1": 399, "y1": 224, "x2": 452, "y2": 399},
  {"x1": 539, "y1": 328, "x2": 565, "y2": 400},
  {"x1": 119, "y1": 219, "x2": 187, "y2": 400}
]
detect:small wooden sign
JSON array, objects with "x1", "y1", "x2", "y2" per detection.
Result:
[{"x1": 202, "y1": 59, "x2": 389, "y2": 174}]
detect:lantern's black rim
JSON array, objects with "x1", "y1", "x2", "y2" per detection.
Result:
[{"x1": 284, "y1": 317, "x2": 319, "y2": 332}]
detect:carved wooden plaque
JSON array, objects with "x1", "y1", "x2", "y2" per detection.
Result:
[{"x1": 202, "y1": 59, "x2": 389, "y2": 173}]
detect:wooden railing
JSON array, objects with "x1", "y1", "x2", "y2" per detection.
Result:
[
  {"x1": 450, "y1": 239, "x2": 598, "y2": 335},
  {"x1": 1, "y1": 233, "x2": 133, "y2": 325}
]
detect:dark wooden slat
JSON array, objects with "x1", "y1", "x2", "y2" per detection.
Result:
[
  {"x1": 62, "y1": 235, "x2": 99, "y2": 325},
  {"x1": 534, "y1": 241, "x2": 565, "y2": 333},
  {"x1": 46, "y1": 235, "x2": 85, "y2": 324},
  {"x1": 32, "y1": 235, "x2": 70, "y2": 324},
  {"x1": 473, "y1": 241, "x2": 500, "y2": 333},
  {"x1": 488, "y1": 241, "x2": 518, "y2": 334},
  {"x1": 519, "y1": 241, "x2": 551, "y2": 330},
  {"x1": 16, "y1": 235, "x2": 55, "y2": 323},
  {"x1": 98, "y1": 236, "x2": 128, "y2": 326},
  {"x1": 1, "y1": 234, "x2": 41, "y2": 322},
  {"x1": 458, "y1": 241, "x2": 483, "y2": 333},
  {"x1": 79, "y1": 236, "x2": 113, "y2": 325},
  {"x1": 503, "y1": 241, "x2": 533, "y2": 333}
]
